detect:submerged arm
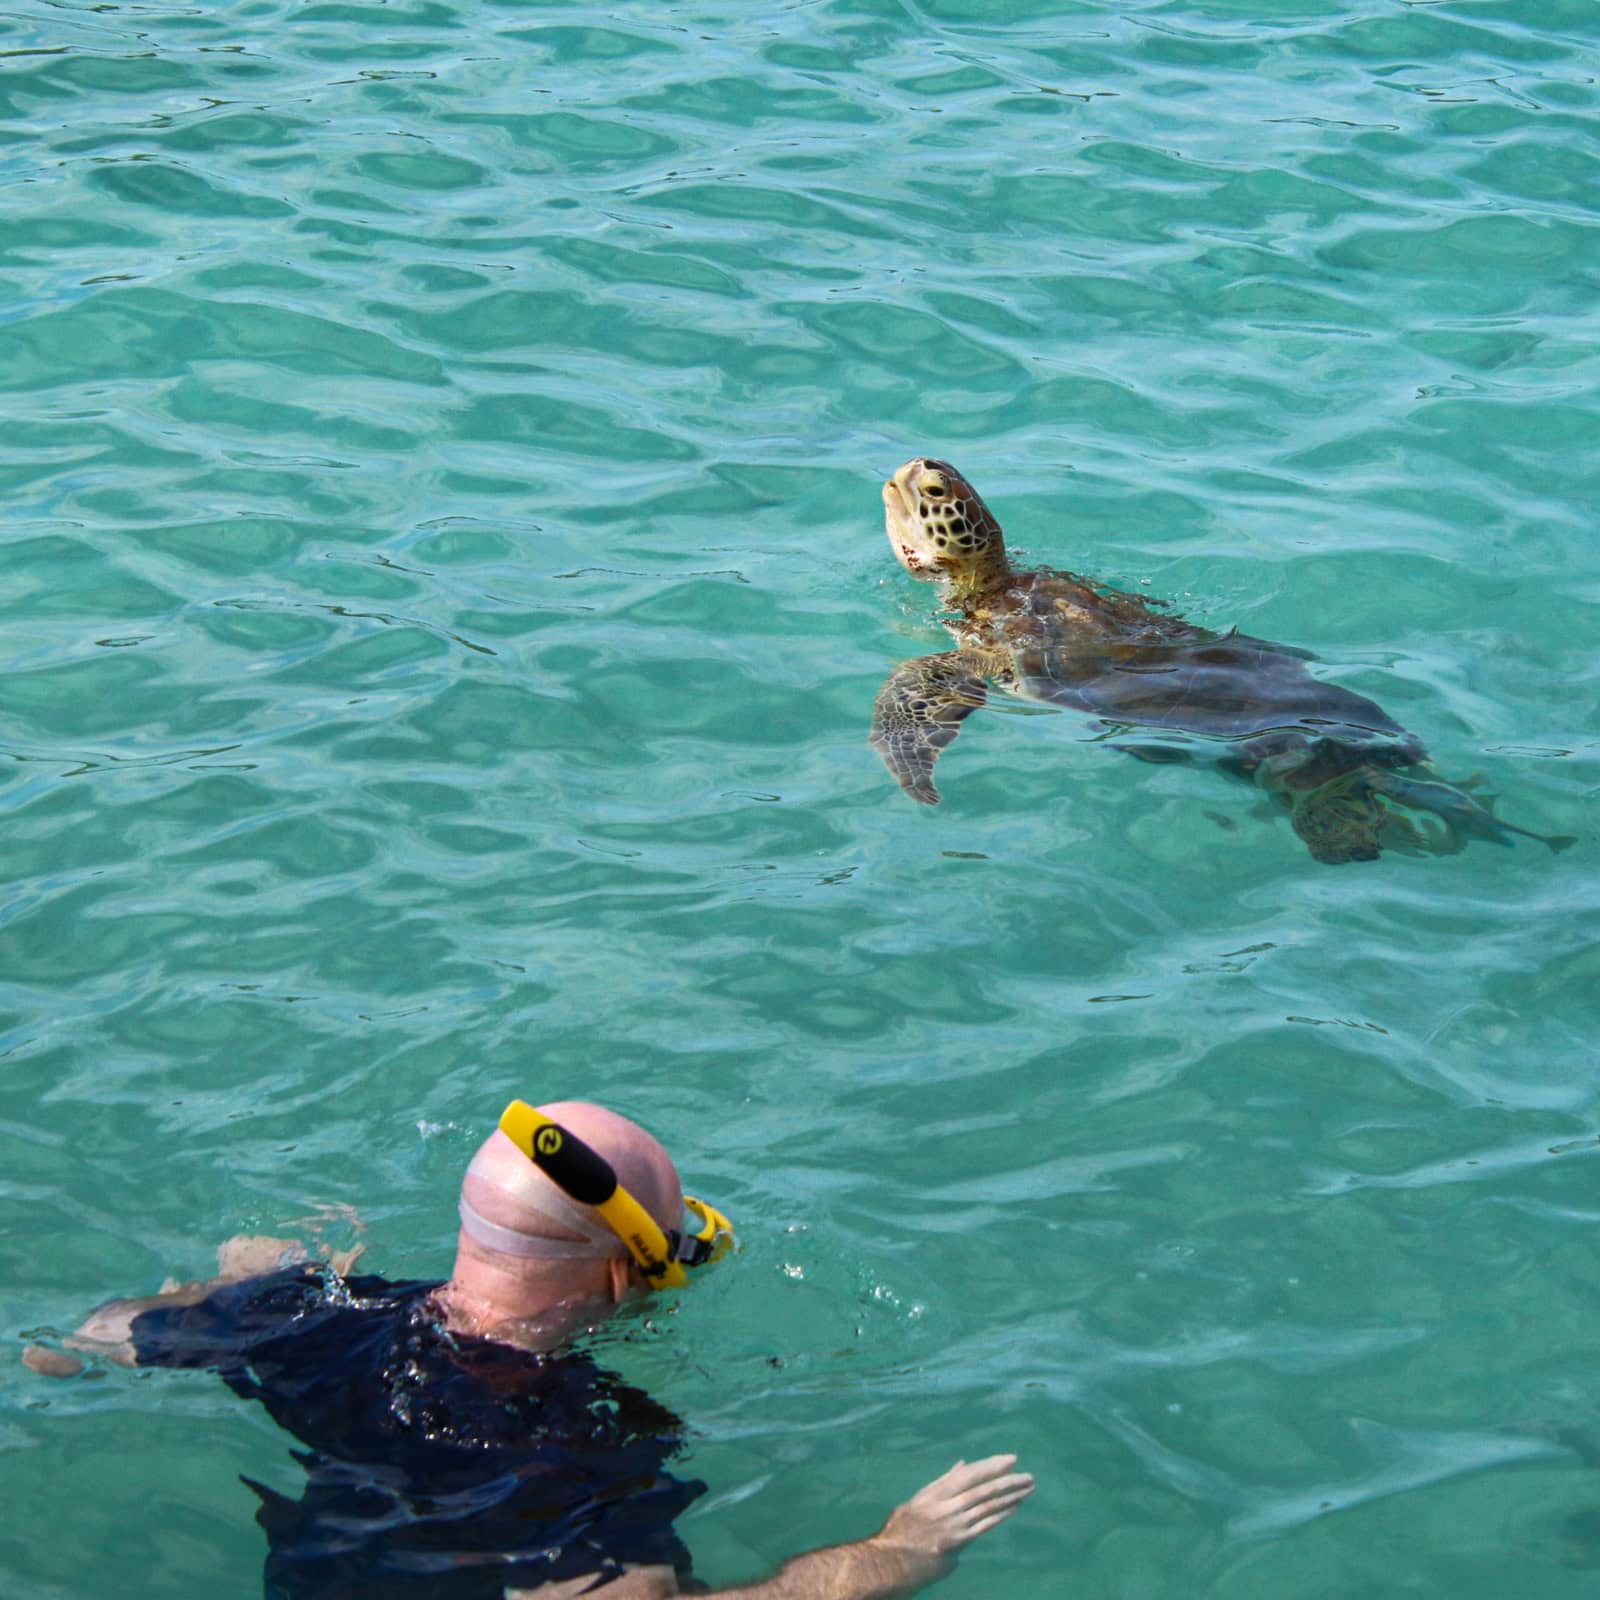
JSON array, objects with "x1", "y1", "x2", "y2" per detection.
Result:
[
  {"x1": 21, "y1": 1233, "x2": 363, "y2": 1376},
  {"x1": 510, "y1": 1456, "x2": 1034, "y2": 1600},
  {"x1": 713, "y1": 1456, "x2": 1034, "y2": 1599}
]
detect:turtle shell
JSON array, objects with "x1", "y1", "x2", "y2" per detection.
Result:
[{"x1": 1011, "y1": 627, "x2": 1427, "y2": 777}]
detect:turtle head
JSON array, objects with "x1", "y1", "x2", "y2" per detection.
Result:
[{"x1": 882, "y1": 458, "x2": 1007, "y2": 587}]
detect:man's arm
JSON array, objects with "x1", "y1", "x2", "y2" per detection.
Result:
[
  {"x1": 21, "y1": 1234, "x2": 364, "y2": 1376},
  {"x1": 509, "y1": 1455, "x2": 1034, "y2": 1600},
  {"x1": 711, "y1": 1455, "x2": 1033, "y2": 1600}
]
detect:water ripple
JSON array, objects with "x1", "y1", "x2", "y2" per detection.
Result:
[{"x1": 3, "y1": 2, "x2": 1597, "y2": 1596}]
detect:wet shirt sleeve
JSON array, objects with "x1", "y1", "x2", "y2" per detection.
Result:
[{"x1": 129, "y1": 1264, "x2": 338, "y2": 1374}]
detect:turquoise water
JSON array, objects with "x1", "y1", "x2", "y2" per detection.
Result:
[{"x1": 3, "y1": 0, "x2": 1598, "y2": 1594}]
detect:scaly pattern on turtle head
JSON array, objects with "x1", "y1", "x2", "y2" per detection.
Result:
[{"x1": 882, "y1": 458, "x2": 1009, "y2": 588}]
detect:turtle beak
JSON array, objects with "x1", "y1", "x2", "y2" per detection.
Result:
[
  {"x1": 883, "y1": 465, "x2": 930, "y2": 577},
  {"x1": 884, "y1": 459, "x2": 925, "y2": 520}
]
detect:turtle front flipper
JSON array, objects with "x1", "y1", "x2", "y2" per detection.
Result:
[{"x1": 870, "y1": 651, "x2": 991, "y2": 805}]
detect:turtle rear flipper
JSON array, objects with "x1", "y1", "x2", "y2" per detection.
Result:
[
  {"x1": 1366, "y1": 768, "x2": 1576, "y2": 855},
  {"x1": 870, "y1": 651, "x2": 990, "y2": 805},
  {"x1": 1288, "y1": 774, "x2": 1388, "y2": 864}
]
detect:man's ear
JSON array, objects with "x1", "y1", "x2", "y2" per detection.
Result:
[{"x1": 606, "y1": 1256, "x2": 634, "y2": 1305}]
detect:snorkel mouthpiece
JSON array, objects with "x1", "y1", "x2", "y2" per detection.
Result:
[
  {"x1": 682, "y1": 1196, "x2": 735, "y2": 1267},
  {"x1": 497, "y1": 1100, "x2": 732, "y2": 1290}
]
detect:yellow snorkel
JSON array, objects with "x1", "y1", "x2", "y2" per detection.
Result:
[{"x1": 498, "y1": 1100, "x2": 733, "y2": 1290}]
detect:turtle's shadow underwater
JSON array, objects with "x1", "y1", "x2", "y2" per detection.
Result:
[{"x1": 870, "y1": 458, "x2": 1575, "y2": 865}]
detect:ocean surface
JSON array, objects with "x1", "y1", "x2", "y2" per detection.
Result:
[{"x1": 3, "y1": 0, "x2": 1597, "y2": 1595}]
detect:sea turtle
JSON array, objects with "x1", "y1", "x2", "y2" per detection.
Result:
[{"x1": 871, "y1": 457, "x2": 1573, "y2": 864}]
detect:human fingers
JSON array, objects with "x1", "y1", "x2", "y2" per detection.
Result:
[
  {"x1": 913, "y1": 1454, "x2": 1018, "y2": 1509},
  {"x1": 217, "y1": 1234, "x2": 307, "y2": 1280},
  {"x1": 963, "y1": 1469, "x2": 1034, "y2": 1507},
  {"x1": 941, "y1": 1454, "x2": 1019, "y2": 1494},
  {"x1": 961, "y1": 1474, "x2": 1034, "y2": 1518},
  {"x1": 932, "y1": 1458, "x2": 1030, "y2": 1516},
  {"x1": 946, "y1": 1477, "x2": 1034, "y2": 1545},
  {"x1": 22, "y1": 1344, "x2": 84, "y2": 1379},
  {"x1": 965, "y1": 1498, "x2": 1031, "y2": 1540},
  {"x1": 324, "y1": 1243, "x2": 366, "y2": 1276},
  {"x1": 886, "y1": 1455, "x2": 1031, "y2": 1552}
]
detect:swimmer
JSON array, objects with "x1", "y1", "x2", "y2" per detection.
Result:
[{"x1": 25, "y1": 1100, "x2": 1032, "y2": 1599}]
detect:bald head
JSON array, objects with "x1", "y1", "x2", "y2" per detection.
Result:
[
  {"x1": 441, "y1": 1103, "x2": 692, "y2": 1344},
  {"x1": 459, "y1": 1101, "x2": 683, "y2": 1262}
]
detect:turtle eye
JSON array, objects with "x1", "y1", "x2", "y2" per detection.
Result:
[{"x1": 923, "y1": 482, "x2": 946, "y2": 500}]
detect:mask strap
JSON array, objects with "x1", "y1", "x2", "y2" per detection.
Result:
[
  {"x1": 457, "y1": 1195, "x2": 622, "y2": 1260},
  {"x1": 460, "y1": 1143, "x2": 624, "y2": 1261}
]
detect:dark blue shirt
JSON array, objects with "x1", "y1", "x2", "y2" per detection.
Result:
[{"x1": 131, "y1": 1267, "x2": 704, "y2": 1599}]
